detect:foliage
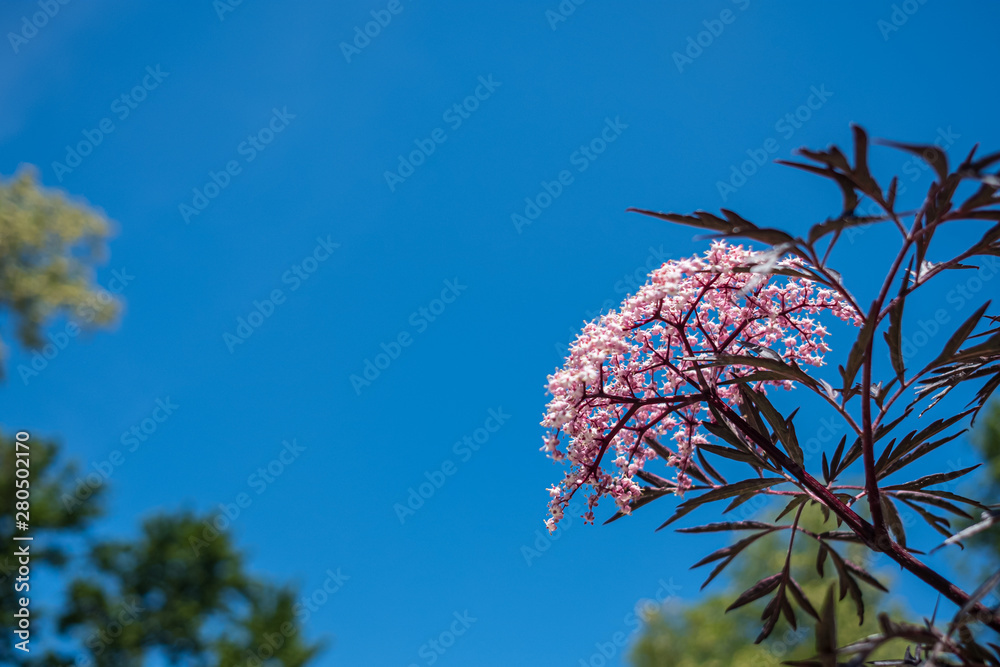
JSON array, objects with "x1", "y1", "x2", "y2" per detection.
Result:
[
  {"x1": 0, "y1": 167, "x2": 118, "y2": 377},
  {"x1": 629, "y1": 506, "x2": 901, "y2": 667},
  {"x1": 541, "y1": 126, "x2": 1000, "y2": 662},
  {"x1": 0, "y1": 170, "x2": 322, "y2": 665},
  {"x1": 0, "y1": 434, "x2": 102, "y2": 664},
  {"x1": 628, "y1": 405, "x2": 1000, "y2": 666},
  {"x1": 0, "y1": 434, "x2": 324, "y2": 666}
]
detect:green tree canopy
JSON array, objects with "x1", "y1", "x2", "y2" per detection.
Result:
[
  {"x1": 0, "y1": 169, "x2": 324, "y2": 665},
  {"x1": 0, "y1": 432, "x2": 325, "y2": 665},
  {"x1": 0, "y1": 167, "x2": 117, "y2": 378},
  {"x1": 628, "y1": 506, "x2": 905, "y2": 667}
]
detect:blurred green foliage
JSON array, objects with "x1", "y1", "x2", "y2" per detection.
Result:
[
  {"x1": 0, "y1": 170, "x2": 323, "y2": 665},
  {"x1": 0, "y1": 167, "x2": 118, "y2": 377},
  {"x1": 627, "y1": 506, "x2": 905, "y2": 667},
  {"x1": 0, "y1": 433, "x2": 324, "y2": 665}
]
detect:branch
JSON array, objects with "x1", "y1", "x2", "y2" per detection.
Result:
[{"x1": 711, "y1": 396, "x2": 1000, "y2": 634}]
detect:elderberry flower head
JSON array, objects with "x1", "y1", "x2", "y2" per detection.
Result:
[{"x1": 541, "y1": 242, "x2": 860, "y2": 531}]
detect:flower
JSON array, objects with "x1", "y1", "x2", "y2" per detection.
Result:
[{"x1": 540, "y1": 241, "x2": 860, "y2": 531}]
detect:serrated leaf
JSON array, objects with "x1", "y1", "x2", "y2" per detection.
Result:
[
  {"x1": 691, "y1": 530, "x2": 778, "y2": 568},
  {"x1": 874, "y1": 438, "x2": 897, "y2": 474},
  {"x1": 925, "y1": 301, "x2": 992, "y2": 371},
  {"x1": 656, "y1": 502, "x2": 704, "y2": 532},
  {"x1": 851, "y1": 124, "x2": 881, "y2": 197},
  {"x1": 683, "y1": 460, "x2": 713, "y2": 487},
  {"x1": 971, "y1": 372, "x2": 1000, "y2": 422},
  {"x1": 691, "y1": 529, "x2": 779, "y2": 589},
  {"x1": 877, "y1": 139, "x2": 949, "y2": 183},
  {"x1": 703, "y1": 414, "x2": 753, "y2": 453},
  {"x1": 825, "y1": 545, "x2": 866, "y2": 625},
  {"x1": 698, "y1": 441, "x2": 770, "y2": 468},
  {"x1": 873, "y1": 408, "x2": 914, "y2": 443},
  {"x1": 829, "y1": 435, "x2": 846, "y2": 473},
  {"x1": 884, "y1": 465, "x2": 980, "y2": 491},
  {"x1": 955, "y1": 332, "x2": 1000, "y2": 364},
  {"x1": 702, "y1": 354, "x2": 820, "y2": 390},
  {"x1": 776, "y1": 160, "x2": 859, "y2": 216},
  {"x1": 738, "y1": 390, "x2": 771, "y2": 445},
  {"x1": 816, "y1": 542, "x2": 829, "y2": 578},
  {"x1": 741, "y1": 385, "x2": 803, "y2": 464},
  {"x1": 657, "y1": 478, "x2": 786, "y2": 530},
  {"x1": 816, "y1": 531, "x2": 862, "y2": 543},
  {"x1": 815, "y1": 584, "x2": 839, "y2": 664},
  {"x1": 960, "y1": 180, "x2": 1000, "y2": 213},
  {"x1": 828, "y1": 435, "x2": 852, "y2": 481},
  {"x1": 807, "y1": 215, "x2": 888, "y2": 246},
  {"x1": 879, "y1": 495, "x2": 906, "y2": 548},
  {"x1": 697, "y1": 555, "x2": 741, "y2": 592},
  {"x1": 643, "y1": 435, "x2": 674, "y2": 462},
  {"x1": 886, "y1": 176, "x2": 898, "y2": 211},
  {"x1": 626, "y1": 208, "x2": 733, "y2": 233},
  {"x1": 603, "y1": 487, "x2": 673, "y2": 524},
  {"x1": 781, "y1": 594, "x2": 798, "y2": 630},
  {"x1": 787, "y1": 576, "x2": 820, "y2": 620},
  {"x1": 890, "y1": 490, "x2": 974, "y2": 519},
  {"x1": 627, "y1": 207, "x2": 797, "y2": 247},
  {"x1": 677, "y1": 521, "x2": 778, "y2": 534},
  {"x1": 841, "y1": 309, "x2": 877, "y2": 392},
  {"x1": 914, "y1": 489, "x2": 988, "y2": 510},
  {"x1": 634, "y1": 469, "x2": 675, "y2": 488},
  {"x1": 755, "y1": 599, "x2": 782, "y2": 644},
  {"x1": 885, "y1": 260, "x2": 910, "y2": 384},
  {"x1": 799, "y1": 146, "x2": 852, "y2": 173},
  {"x1": 898, "y1": 498, "x2": 954, "y2": 540},
  {"x1": 723, "y1": 492, "x2": 758, "y2": 515},
  {"x1": 879, "y1": 431, "x2": 965, "y2": 479},
  {"x1": 784, "y1": 414, "x2": 804, "y2": 467},
  {"x1": 843, "y1": 570, "x2": 866, "y2": 626},
  {"x1": 696, "y1": 447, "x2": 727, "y2": 485},
  {"x1": 730, "y1": 266, "x2": 817, "y2": 281},
  {"x1": 817, "y1": 500, "x2": 830, "y2": 524},
  {"x1": 879, "y1": 409, "x2": 974, "y2": 474},
  {"x1": 774, "y1": 494, "x2": 808, "y2": 522},
  {"x1": 689, "y1": 477, "x2": 787, "y2": 506},
  {"x1": 727, "y1": 573, "x2": 782, "y2": 612},
  {"x1": 968, "y1": 147, "x2": 1000, "y2": 172}
]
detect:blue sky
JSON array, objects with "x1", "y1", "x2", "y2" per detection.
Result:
[{"x1": 2, "y1": 1, "x2": 1000, "y2": 665}]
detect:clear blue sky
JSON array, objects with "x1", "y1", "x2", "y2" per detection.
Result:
[{"x1": 3, "y1": 2, "x2": 1000, "y2": 665}]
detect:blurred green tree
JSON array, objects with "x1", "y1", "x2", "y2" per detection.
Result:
[
  {"x1": 628, "y1": 506, "x2": 905, "y2": 667},
  {"x1": 1, "y1": 433, "x2": 325, "y2": 666},
  {"x1": 0, "y1": 170, "x2": 324, "y2": 665},
  {"x1": 0, "y1": 167, "x2": 118, "y2": 380}
]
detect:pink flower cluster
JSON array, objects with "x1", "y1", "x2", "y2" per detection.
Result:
[{"x1": 541, "y1": 241, "x2": 860, "y2": 532}]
